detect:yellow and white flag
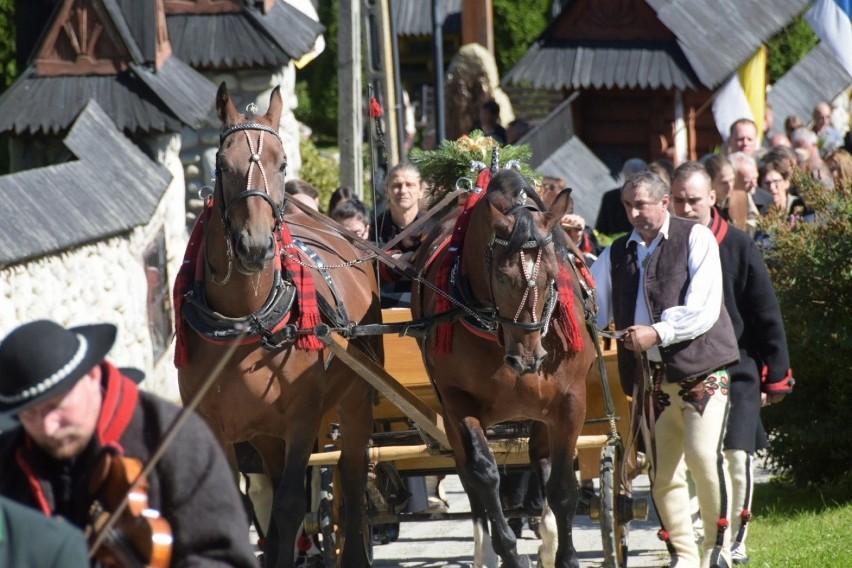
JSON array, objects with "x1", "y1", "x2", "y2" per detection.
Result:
[{"x1": 712, "y1": 46, "x2": 766, "y2": 142}]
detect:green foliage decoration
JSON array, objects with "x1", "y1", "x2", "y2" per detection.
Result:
[
  {"x1": 409, "y1": 132, "x2": 538, "y2": 207},
  {"x1": 760, "y1": 171, "x2": 852, "y2": 485}
]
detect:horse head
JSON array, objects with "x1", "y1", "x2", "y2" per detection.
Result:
[
  {"x1": 214, "y1": 82, "x2": 287, "y2": 274},
  {"x1": 480, "y1": 169, "x2": 572, "y2": 376}
]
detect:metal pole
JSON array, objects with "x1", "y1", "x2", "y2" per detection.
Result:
[
  {"x1": 388, "y1": 0, "x2": 407, "y2": 159},
  {"x1": 432, "y1": 0, "x2": 446, "y2": 145},
  {"x1": 338, "y1": 0, "x2": 364, "y2": 198}
]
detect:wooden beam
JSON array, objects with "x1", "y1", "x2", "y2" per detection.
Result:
[
  {"x1": 317, "y1": 329, "x2": 451, "y2": 451},
  {"x1": 462, "y1": 0, "x2": 493, "y2": 54}
]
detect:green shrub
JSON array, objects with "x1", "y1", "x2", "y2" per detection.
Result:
[
  {"x1": 298, "y1": 137, "x2": 340, "y2": 210},
  {"x1": 760, "y1": 172, "x2": 852, "y2": 485}
]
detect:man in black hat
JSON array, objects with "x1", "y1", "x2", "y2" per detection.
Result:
[{"x1": 0, "y1": 320, "x2": 258, "y2": 567}]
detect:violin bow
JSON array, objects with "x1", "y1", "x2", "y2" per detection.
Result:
[{"x1": 88, "y1": 327, "x2": 249, "y2": 558}]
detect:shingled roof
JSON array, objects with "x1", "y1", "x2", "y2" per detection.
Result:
[
  {"x1": 0, "y1": 100, "x2": 171, "y2": 267},
  {"x1": 0, "y1": 0, "x2": 216, "y2": 136},
  {"x1": 503, "y1": 0, "x2": 699, "y2": 91},
  {"x1": 768, "y1": 43, "x2": 852, "y2": 131},
  {"x1": 166, "y1": 1, "x2": 324, "y2": 69},
  {"x1": 645, "y1": 0, "x2": 810, "y2": 88},
  {"x1": 0, "y1": 57, "x2": 215, "y2": 136},
  {"x1": 391, "y1": 0, "x2": 462, "y2": 37},
  {"x1": 505, "y1": 0, "x2": 810, "y2": 92}
]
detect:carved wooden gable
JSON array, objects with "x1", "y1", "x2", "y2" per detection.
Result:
[
  {"x1": 553, "y1": 0, "x2": 673, "y2": 42},
  {"x1": 35, "y1": 0, "x2": 129, "y2": 76}
]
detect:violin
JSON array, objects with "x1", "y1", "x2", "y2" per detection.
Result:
[{"x1": 87, "y1": 451, "x2": 173, "y2": 567}]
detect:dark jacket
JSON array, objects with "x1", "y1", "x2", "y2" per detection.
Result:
[
  {"x1": 595, "y1": 187, "x2": 632, "y2": 236},
  {"x1": 610, "y1": 216, "x2": 739, "y2": 393},
  {"x1": 710, "y1": 209, "x2": 793, "y2": 451},
  {"x1": 0, "y1": 363, "x2": 257, "y2": 567},
  {"x1": 372, "y1": 208, "x2": 423, "y2": 308},
  {"x1": 0, "y1": 495, "x2": 89, "y2": 567}
]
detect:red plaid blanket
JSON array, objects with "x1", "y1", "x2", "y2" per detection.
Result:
[{"x1": 173, "y1": 201, "x2": 321, "y2": 367}]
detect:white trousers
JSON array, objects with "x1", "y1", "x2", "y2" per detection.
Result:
[
  {"x1": 649, "y1": 371, "x2": 732, "y2": 568},
  {"x1": 725, "y1": 448, "x2": 753, "y2": 549}
]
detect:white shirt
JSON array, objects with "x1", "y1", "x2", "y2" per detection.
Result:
[{"x1": 590, "y1": 214, "x2": 724, "y2": 361}]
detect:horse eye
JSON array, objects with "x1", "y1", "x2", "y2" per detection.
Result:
[{"x1": 279, "y1": 162, "x2": 287, "y2": 174}]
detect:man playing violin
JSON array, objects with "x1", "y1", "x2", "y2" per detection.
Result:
[{"x1": 0, "y1": 319, "x2": 257, "y2": 567}]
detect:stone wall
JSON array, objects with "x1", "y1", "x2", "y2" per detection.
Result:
[
  {"x1": 180, "y1": 64, "x2": 302, "y2": 226},
  {"x1": 0, "y1": 140, "x2": 187, "y2": 404}
]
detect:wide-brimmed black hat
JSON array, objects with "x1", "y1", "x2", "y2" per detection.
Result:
[{"x1": 0, "y1": 320, "x2": 117, "y2": 430}]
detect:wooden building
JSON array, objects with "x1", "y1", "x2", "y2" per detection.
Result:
[{"x1": 503, "y1": 0, "x2": 810, "y2": 171}]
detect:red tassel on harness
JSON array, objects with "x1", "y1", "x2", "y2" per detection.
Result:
[
  {"x1": 369, "y1": 98, "x2": 383, "y2": 119},
  {"x1": 434, "y1": 168, "x2": 492, "y2": 354},
  {"x1": 555, "y1": 265, "x2": 583, "y2": 353},
  {"x1": 279, "y1": 223, "x2": 324, "y2": 351}
]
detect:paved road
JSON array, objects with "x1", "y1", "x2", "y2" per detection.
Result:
[{"x1": 372, "y1": 474, "x2": 668, "y2": 567}]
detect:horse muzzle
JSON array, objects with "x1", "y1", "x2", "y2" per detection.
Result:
[{"x1": 234, "y1": 232, "x2": 275, "y2": 273}]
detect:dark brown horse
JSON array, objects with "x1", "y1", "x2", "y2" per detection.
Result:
[
  {"x1": 411, "y1": 168, "x2": 596, "y2": 568},
  {"x1": 176, "y1": 83, "x2": 382, "y2": 568}
]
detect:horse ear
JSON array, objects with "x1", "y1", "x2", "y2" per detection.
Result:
[
  {"x1": 543, "y1": 188, "x2": 573, "y2": 232},
  {"x1": 216, "y1": 81, "x2": 240, "y2": 126},
  {"x1": 266, "y1": 86, "x2": 283, "y2": 127}
]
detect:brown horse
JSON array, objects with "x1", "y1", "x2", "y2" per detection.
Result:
[
  {"x1": 176, "y1": 83, "x2": 382, "y2": 568},
  {"x1": 411, "y1": 168, "x2": 596, "y2": 568}
]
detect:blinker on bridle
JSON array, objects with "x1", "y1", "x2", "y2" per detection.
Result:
[{"x1": 486, "y1": 199, "x2": 557, "y2": 333}]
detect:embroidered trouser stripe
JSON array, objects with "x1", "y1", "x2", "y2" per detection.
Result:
[
  {"x1": 650, "y1": 374, "x2": 732, "y2": 568},
  {"x1": 725, "y1": 449, "x2": 753, "y2": 547}
]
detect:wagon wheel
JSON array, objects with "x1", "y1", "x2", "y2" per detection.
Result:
[
  {"x1": 317, "y1": 460, "x2": 337, "y2": 566},
  {"x1": 317, "y1": 460, "x2": 373, "y2": 566},
  {"x1": 598, "y1": 443, "x2": 629, "y2": 568}
]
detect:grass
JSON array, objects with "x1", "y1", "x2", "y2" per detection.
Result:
[{"x1": 746, "y1": 478, "x2": 852, "y2": 566}]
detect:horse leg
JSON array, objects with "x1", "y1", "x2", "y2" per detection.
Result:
[
  {"x1": 457, "y1": 416, "x2": 530, "y2": 568},
  {"x1": 454, "y1": 468, "x2": 499, "y2": 567},
  {"x1": 529, "y1": 423, "x2": 558, "y2": 568},
  {"x1": 335, "y1": 384, "x2": 374, "y2": 568},
  {"x1": 255, "y1": 433, "x2": 316, "y2": 568},
  {"x1": 545, "y1": 421, "x2": 583, "y2": 568}
]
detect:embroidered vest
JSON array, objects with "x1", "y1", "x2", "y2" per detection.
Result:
[{"x1": 610, "y1": 217, "x2": 739, "y2": 392}]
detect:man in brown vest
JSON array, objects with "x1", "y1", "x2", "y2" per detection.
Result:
[{"x1": 591, "y1": 171, "x2": 739, "y2": 568}]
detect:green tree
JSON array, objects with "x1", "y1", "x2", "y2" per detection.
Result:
[
  {"x1": 766, "y1": 13, "x2": 819, "y2": 82},
  {"x1": 0, "y1": 0, "x2": 15, "y2": 175},
  {"x1": 761, "y1": 173, "x2": 852, "y2": 485},
  {"x1": 492, "y1": 0, "x2": 551, "y2": 76},
  {"x1": 0, "y1": 0, "x2": 14, "y2": 89},
  {"x1": 294, "y1": 0, "x2": 339, "y2": 144}
]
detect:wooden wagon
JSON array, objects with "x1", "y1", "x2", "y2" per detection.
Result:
[{"x1": 302, "y1": 307, "x2": 648, "y2": 568}]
